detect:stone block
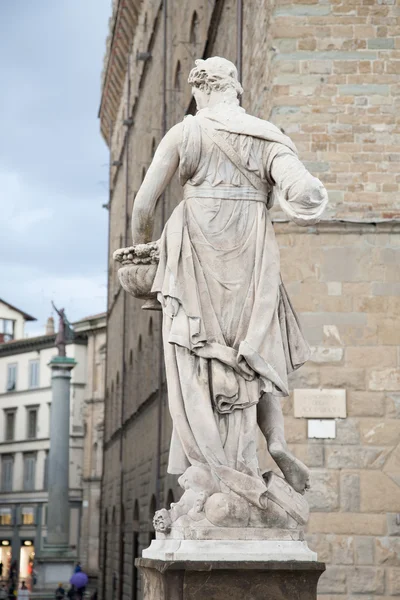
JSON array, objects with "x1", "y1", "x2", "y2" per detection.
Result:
[
  {"x1": 320, "y1": 367, "x2": 365, "y2": 391},
  {"x1": 387, "y1": 514, "x2": 400, "y2": 537},
  {"x1": 388, "y1": 568, "x2": 400, "y2": 595},
  {"x1": 354, "y1": 536, "x2": 375, "y2": 565},
  {"x1": 317, "y1": 565, "x2": 347, "y2": 594},
  {"x1": 339, "y1": 84, "x2": 389, "y2": 96},
  {"x1": 326, "y1": 446, "x2": 390, "y2": 470},
  {"x1": 289, "y1": 443, "x2": 324, "y2": 468},
  {"x1": 284, "y1": 416, "x2": 307, "y2": 443},
  {"x1": 328, "y1": 535, "x2": 354, "y2": 565},
  {"x1": 309, "y1": 347, "x2": 343, "y2": 364},
  {"x1": 372, "y1": 283, "x2": 400, "y2": 296},
  {"x1": 323, "y1": 419, "x2": 360, "y2": 445},
  {"x1": 308, "y1": 470, "x2": 339, "y2": 512},
  {"x1": 305, "y1": 534, "x2": 331, "y2": 563},
  {"x1": 360, "y1": 471, "x2": 400, "y2": 512},
  {"x1": 348, "y1": 391, "x2": 385, "y2": 417},
  {"x1": 384, "y1": 443, "x2": 400, "y2": 484},
  {"x1": 376, "y1": 538, "x2": 400, "y2": 566},
  {"x1": 327, "y1": 282, "x2": 342, "y2": 296},
  {"x1": 368, "y1": 38, "x2": 395, "y2": 49},
  {"x1": 360, "y1": 419, "x2": 400, "y2": 446},
  {"x1": 307, "y1": 513, "x2": 386, "y2": 536},
  {"x1": 348, "y1": 567, "x2": 385, "y2": 594},
  {"x1": 340, "y1": 472, "x2": 360, "y2": 511},
  {"x1": 369, "y1": 369, "x2": 400, "y2": 391},
  {"x1": 346, "y1": 347, "x2": 397, "y2": 369}
]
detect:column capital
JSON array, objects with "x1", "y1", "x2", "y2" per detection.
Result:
[{"x1": 48, "y1": 356, "x2": 77, "y2": 371}]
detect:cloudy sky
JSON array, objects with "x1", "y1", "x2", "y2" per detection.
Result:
[{"x1": 0, "y1": 1, "x2": 112, "y2": 336}]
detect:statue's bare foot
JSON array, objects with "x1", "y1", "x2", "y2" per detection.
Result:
[{"x1": 269, "y1": 441, "x2": 310, "y2": 494}]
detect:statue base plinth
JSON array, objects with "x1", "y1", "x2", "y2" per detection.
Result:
[
  {"x1": 143, "y1": 539, "x2": 316, "y2": 562},
  {"x1": 137, "y1": 558, "x2": 325, "y2": 600}
]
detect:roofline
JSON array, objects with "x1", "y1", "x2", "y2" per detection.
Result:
[
  {"x1": 0, "y1": 333, "x2": 88, "y2": 358},
  {"x1": 0, "y1": 299, "x2": 37, "y2": 322}
]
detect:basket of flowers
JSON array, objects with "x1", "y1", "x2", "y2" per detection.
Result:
[{"x1": 113, "y1": 242, "x2": 160, "y2": 308}]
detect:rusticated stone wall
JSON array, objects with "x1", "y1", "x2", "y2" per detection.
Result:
[{"x1": 100, "y1": 1, "x2": 400, "y2": 599}]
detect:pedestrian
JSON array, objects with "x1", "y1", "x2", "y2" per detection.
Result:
[
  {"x1": 73, "y1": 563, "x2": 81, "y2": 574},
  {"x1": 55, "y1": 583, "x2": 65, "y2": 600},
  {"x1": 17, "y1": 583, "x2": 29, "y2": 600},
  {"x1": 90, "y1": 590, "x2": 97, "y2": 600},
  {"x1": 0, "y1": 562, "x2": 3, "y2": 579},
  {"x1": 67, "y1": 586, "x2": 75, "y2": 600},
  {"x1": 0, "y1": 583, "x2": 7, "y2": 600}
]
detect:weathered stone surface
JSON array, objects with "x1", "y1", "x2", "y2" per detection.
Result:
[
  {"x1": 369, "y1": 369, "x2": 400, "y2": 391},
  {"x1": 309, "y1": 346, "x2": 344, "y2": 364},
  {"x1": 386, "y1": 393, "x2": 400, "y2": 418},
  {"x1": 328, "y1": 535, "x2": 354, "y2": 565},
  {"x1": 317, "y1": 565, "x2": 347, "y2": 594},
  {"x1": 388, "y1": 568, "x2": 400, "y2": 595},
  {"x1": 323, "y1": 419, "x2": 360, "y2": 445},
  {"x1": 137, "y1": 559, "x2": 326, "y2": 600},
  {"x1": 305, "y1": 534, "x2": 331, "y2": 563},
  {"x1": 308, "y1": 470, "x2": 339, "y2": 512},
  {"x1": 376, "y1": 538, "x2": 400, "y2": 567},
  {"x1": 384, "y1": 442, "x2": 400, "y2": 484},
  {"x1": 308, "y1": 513, "x2": 386, "y2": 536},
  {"x1": 346, "y1": 346, "x2": 397, "y2": 369},
  {"x1": 348, "y1": 566, "x2": 385, "y2": 594},
  {"x1": 340, "y1": 472, "x2": 360, "y2": 512},
  {"x1": 360, "y1": 419, "x2": 400, "y2": 446},
  {"x1": 347, "y1": 391, "x2": 385, "y2": 417},
  {"x1": 354, "y1": 536, "x2": 375, "y2": 565},
  {"x1": 326, "y1": 446, "x2": 390, "y2": 470},
  {"x1": 289, "y1": 444, "x2": 324, "y2": 468},
  {"x1": 360, "y1": 471, "x2": 400, "y2": 512}
]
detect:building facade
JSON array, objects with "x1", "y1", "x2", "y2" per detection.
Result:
[
  {"x1": 0, "y1": 301, "x2": 106, "y2": 584},
  {"x1": 100, "y1": 1, "x2": 400, "y2": 599}
]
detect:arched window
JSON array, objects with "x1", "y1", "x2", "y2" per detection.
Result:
[
  {"x1": 148, "y1": 317, "x2": 153, "y2": 337},
  {"x1": 190, "y1": 11, "x2": 199, "y2": 45},
  {"x1": 143, "y1": 12, "x2": 148, "y2": 33},
  {"x1": 138, "y1": 335, "x2": 142, "y2": 353},
  {"x1": 141, "y1": 166, "x2": 146, "y2": 182},
  {"x1": 129, "y1": 349, "x2": 133, "y2": 366},
  {"x1": 174, "y1": 60, "x2": 182, "y2": 91},
  {"x1": 151, "y1": 138, "x2": 156, "y2": 158}
]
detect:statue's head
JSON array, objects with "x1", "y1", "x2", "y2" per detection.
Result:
[{"x1": 188, "y1": 57, "x2": 243, "y2": 110}]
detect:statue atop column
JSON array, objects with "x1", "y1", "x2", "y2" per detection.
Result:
[
  {"x1": 114, "y1": 57, "x2": 328, "y2": 550},
  {"x1": 52, "y1": 302, "x2": 73, "y2": 357}
]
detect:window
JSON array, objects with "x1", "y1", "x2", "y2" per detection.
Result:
[
  {"x1": 26, "y1": 408, "x2": 38, "y2": 440},
  {"x1": 174, "y1": 61, "x2": 182, "y2": 91},
  {"x1": 190, "y1": 11, "x2": 199, "y2": 45},
  {"x1": 0, "y1": 320, "x2": 15, "y2": 343},
  {"x1": 0, "y1": 508, "x2": 12, "y2": 526},
  {"x1": 28, "y1": 360, "x2": 39, "y2": 389},
  {"x1": 21, "y1": 507, "x2": 34, "y2": 525},
  {"x1": 23, "y1": 454, "x2": 36, "y2": 491},
  {"x1": 1, "y1": 456, "x2": 13, "y2": 492},
  {"x1": 6, "y1": 364, "x2": 17, "y2": 392},
  {"x1": 4, "y1": 411, "x2": 15, "y2": 442}
]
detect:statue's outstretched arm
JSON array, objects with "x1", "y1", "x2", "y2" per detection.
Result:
[
  {"x1": 131, "y1": 122, "x2": 183, "y2": 243},
  {"x1": 270, "y1": 149, "x2": 328, "y2": 226}
]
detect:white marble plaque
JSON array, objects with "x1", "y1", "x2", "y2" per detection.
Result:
[
  {"x1": 294, "y1": 388, "x2": 346, "y2": 419},
  {"x1": 307, "y1": 419, "x2": 336, "y2": 439}
]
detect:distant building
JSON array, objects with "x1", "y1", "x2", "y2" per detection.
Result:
[
  {"x1": 0, "y1": 301, "x2": 106, "y2": 584},
  {"x1": 0, "y1": 299, "x2": 36, "y2": 344},
  {"x1": 99, "y1": 2, "x2": 400, "y2": 600}
]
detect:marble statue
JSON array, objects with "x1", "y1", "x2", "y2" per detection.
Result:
[{"x1": 114, "y1": 57, "x2": 328, "y2": 552}]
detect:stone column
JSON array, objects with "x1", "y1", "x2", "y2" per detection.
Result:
[
  {"x1": 47, "y1": 356, "x2": 76, "y2": 549},
  {"x1": 36, "y1": 356, "x2": 76, "y2": 589}
]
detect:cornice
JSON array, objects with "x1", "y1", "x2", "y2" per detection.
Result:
[
  {"x1": 99, "y1": 0, "x2": 142, "y2": 143},
  {"x1": 0, "y1": 333, "x2": 87, "y2": 358}
]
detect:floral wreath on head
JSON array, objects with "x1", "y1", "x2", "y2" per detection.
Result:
[{"x1": 188, "y1": 58, "x2": 243, "y2": 96}]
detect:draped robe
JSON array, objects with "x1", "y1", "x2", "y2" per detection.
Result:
[{"x1": 152, "y1": 104, "x2": 328, "y2": 503}]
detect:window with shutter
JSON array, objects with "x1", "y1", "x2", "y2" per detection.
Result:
[
  {"x1": 27, "y1": 409, "x2": 38, "y2": 439},
  {"x1": 28, "y1": 360, "x2": 39, "y2": 389},
  {"x1": 4, "y1": 411, "x2": 15, "y2": 442},
  {"x1": 23, "y1": 454, "x2": 36, "y2": 491},
  {"x1": 43, "y1": 452, "x2": 49, "y2": 490},
  {"x1": 6, "y1": 364, "x2": 17, "y2": 392},
  {"x1": 1, "y1": 456, "x2": 13, "y2": 492}
]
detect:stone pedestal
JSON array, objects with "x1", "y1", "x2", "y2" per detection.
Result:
[{"x1": 137, "y1": 558, "x2": 325, "y2": 600}]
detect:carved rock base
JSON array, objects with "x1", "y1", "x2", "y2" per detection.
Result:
[
  {"x1": 137, "y1": 558, "x2": 325, "y2": 600},
  {"x1": 142, "y1": 538, "x2": 317, "y2": 562}
]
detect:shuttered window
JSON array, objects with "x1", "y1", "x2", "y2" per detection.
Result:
[
  {"x1": 23, "y1": 453, "x2": 36, "y2": 491},
  {"x1": 1, "y1": 456, "x2": 13, "y2": 492},
  {"x1": 28, "y1": 360, "x2": 39, "y2": 389}
]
